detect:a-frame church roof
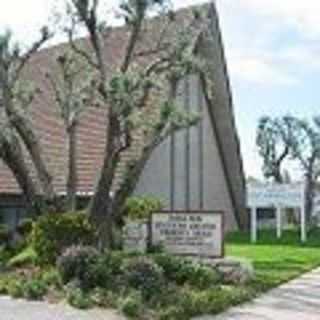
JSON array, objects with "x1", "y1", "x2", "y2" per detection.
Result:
[{"x1": 0, "y1": 2, "x2": 246, "y2": 228}]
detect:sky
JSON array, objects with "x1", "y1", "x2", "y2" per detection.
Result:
[{"x1": 1, "y1": 0, "x2": 319, "y2": 180}]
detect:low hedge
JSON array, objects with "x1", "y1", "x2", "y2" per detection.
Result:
[
  {"x1": 57, "y1": 245, "x2": 99, "y2": 290},
  {"x1": 0, "y1": 224, "x2": 10, "y2": 245},
  {"x1": 7, "y1": 246, "x2": 37, "y2": 268},
  {"x1": 123, "y1": 257, "x2": 165, "y2": 301},
  {"x1": 153, "y1": 253, "x2": 220, "y2": 289},
  {"x1": 31, "y1": 212, "x2": 96, "y2": 265},
  {"x1": 123, "y1": 196, "x2": 163, "y2": 221},
  {"x1": 16, "y1": 218, "x2": 33, "y2": 237}
]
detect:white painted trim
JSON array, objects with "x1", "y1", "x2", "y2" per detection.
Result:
[
  {"x1": 251, "y1": 207, "x2": 257, "y2": 243},
  {"x1": 276, "y1": 206, "x2": 282, "y2": 239}
]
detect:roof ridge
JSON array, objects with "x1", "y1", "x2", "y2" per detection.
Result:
[{"x1": 34, "y1": 1, "x2": 214, "y2": 56}]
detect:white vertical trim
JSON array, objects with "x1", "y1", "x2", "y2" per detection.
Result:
[
  {"x1": 185, "y1": 77, "x2": 191, "y2": 210},
  {"x1": 198, "y1": 76, "x2": 204, "y2": 210},
  {"x1": 251, "y1": 207, "x2": 257, "y2": 243},
  {"x1": 301, "y1": 205, "x2": 307, "y2": 243},
  {"x1": 170, "y1": 131, "x2": 176, "y2": 210},
  {"x1": 301, "y1": 183, "x2": 307, "y2": 243},
  {"x1": 276, "y1": 206, "x2": 282, "y2": 239}
]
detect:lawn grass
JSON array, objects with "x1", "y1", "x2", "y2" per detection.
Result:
[{"x1": 226, "y1": 228, "x2": 320, "y2": 292}]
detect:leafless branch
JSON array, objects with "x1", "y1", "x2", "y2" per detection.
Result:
[
  {"x1": 46, "y1": 73, "x2": 64, "y2": 114},
  {"x1": 12, "y1": 28, "x2": 51, "y2": 85},
  {"x1": 133, "y1": 15, "x2": 172, "y2": 58},
  {"x1": 67, "y1": 27, "x2": 99, "y2": 69},
  {"x1": 121, "y1": 19, "x2": 143, "y2": 73}
]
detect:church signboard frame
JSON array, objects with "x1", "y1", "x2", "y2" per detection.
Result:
[{"x1": 151, "y1": 211, "x2": 225, "y2": 258}]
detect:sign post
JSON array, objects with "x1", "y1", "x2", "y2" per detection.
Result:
[
  {"x1": 152, "y1": 211, "x2": 224, "y2": 258},
  {"x1": 301, "y1": 206, "x2": 306, "y2": 243},
  {"x1": 276, "y1": 206, "x2": 282, "y2": 239},
  {"x1": 251, "y1": 207, "x2": 257, "y2": 243}
]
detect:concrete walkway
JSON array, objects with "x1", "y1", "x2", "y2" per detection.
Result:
[
  {"x1": 0, "y1": 296, "x2": 125, "y2": 320},
  {"x1": 195, "y1": 267, "x2": 320, "y2": 320}
]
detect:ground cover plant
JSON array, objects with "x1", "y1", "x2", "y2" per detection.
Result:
[{"x1": 2, "y1": 214, "x2": 320, "y2": 319}]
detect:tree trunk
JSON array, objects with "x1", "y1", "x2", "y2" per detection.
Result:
[
  {"x1": 273, "y1": 146, "x2": 289, "y2": 184},
  {"x1": 112, "y1": 136, "x2": 164, "y2": 227},
  {"x1": 304, "y1": 171, "x2": 315, "y2": 225},
  {"x1": 5, "y1": 102, "x2": 55, "y2": 201},
  {"x1": 273, "y1": 166, "x2": 283, "y2": 184},
  {"x1": 88, "y1": 156, "x2": 116, "y2": 249},
  {"x1": 66, "y1": 123, "x2": 78, "y2": 212},
  {"x1": 88, "y1": 113, "x2": 120, "y2": 249},
  {"x1": 0, "y1": 134, "x2": 40, "y2": 214}
]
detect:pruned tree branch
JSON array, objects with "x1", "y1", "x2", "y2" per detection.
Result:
[
  {"x1": 47, "y1": 49, "x2": 98, "y2": 211},
  {"x1": 0, "y1": 126, "x2": 39, "y2": 212},
  {"x1": 12, "y1": 27, "x2": 52, "y2": 85},
  {"x1": 65, "y1": 0, "x2": 211, "y2": 248},
  {"x1": 0, "y1": 30, "x2": 56, "y2": 204},
  {"x1": 66, "y1": 21, "x2": 99, "y2": 69}
]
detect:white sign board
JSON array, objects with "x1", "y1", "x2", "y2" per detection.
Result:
[
  {"x1": 152, "y1": 212, "x2": 223, "y2": 257},
  {"x1": 248, "y1": 183, "x2": 304, "y2": 208}
]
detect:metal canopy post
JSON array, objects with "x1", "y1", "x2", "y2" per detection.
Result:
[
  {"x1": 276, "y1": 206, "x2": 282, "y2": 239},
  {"x1": 251, "y1": 207, "x2": 257, "y2": 243},
  {"x1": 301, "y1": 205, "x2": 306, "y2": 243},
  {"x1": 301, "y1": 183, "x2": 307, "y2": 243}
]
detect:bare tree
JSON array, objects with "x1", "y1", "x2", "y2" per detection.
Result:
[
  {"x1": 47, "y1": 51, "x2": 97, "y2": 211},
  {"x1": 0, "y1": 127, "x2": 38, "y2": 213},
  {"x1": 0, "y1": 28, "x2": 55, "y2": 206},
  {"x1": 256, "y1": 116, "x2": 294, "y2": 183},
  {"x1": 66, "y1": 0, "x2": 205, "y2": 247},
  {"x1": 288, "y1": 116, "x2": 320, "y2": 223}
]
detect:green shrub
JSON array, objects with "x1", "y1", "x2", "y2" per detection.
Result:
[
  {"x1": 7, "y1": 247, "x2": 37, "y2": 268},
  {"x1": 158, "y1": 306, "x2": 184, "y2": 320},
  {"x1": 66, "y1": 286, "x2": 93, "y2": 309},
  {"x1": 221, "y1": 285, "x2": 255, "y2": 306},
  {"x1": 5, "y1": 276, "x2": 48, "y2": 301},
  {"x1": 123, "y1": 257, "x2": 164, "y2": 300},
  {"x1": 152, "y1": 254, "x2": 185, "y2": 282},
  {"x1": 90, "y1": 288, "x2": 118, "y2": 308},
  {"x1": 147, "y1": 243, "x2": 164, "y2": 254},
  {"x1": 0, "y1": 246, "x2": 12, "y2": 269},
  {"x1": 0, "y1": 273, "x2": 20, "y2": 295},
  {"x1": 186, "y1": 264, "x2": 221, "y2": 290},
  {"x1": 118, "y1": 291, "x2": 143, "y2": 318},
  {"x1": 40, "y1": 268, "x2": 62, "y2": 289},
  {"x1": 31, "y1": 212, "x2": 96, "y2": 265},
  {"x1": 0, "y1": 224, "x2": 10, "y2": 245},
  {"x1": 123, "y1": 196, "x2": 163, "y2": 221},
  {"x1": 153, "y1": 254, "x2": 220, "y2": 289},
  {"x1": 57, "y1": 245, "x2": 99, "y2": 290},
  {"x1": 91, "y1": 251, "x2": 126, "y2": 290},
  {"x1": 16, "y1": 218, "x2": 33, "y2": 237},
  {"x1": 0, "y1": 279, "x2": 8, "y2": 295},
  {"x1": 169, "y1": 287, "x2": 244, "y2": 318},
  {"x1": 23, "y1": 279, "x2": 48, "y2": 300},
  {"x1": 7, "y1": 280, "x2": 25, "y2": 298}
]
